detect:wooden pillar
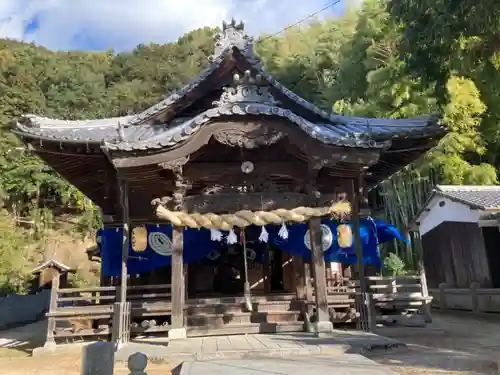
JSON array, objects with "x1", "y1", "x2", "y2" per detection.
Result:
[
  {"x1": 309, "y1": 217, "x2": 333, "y2": 333},
  {"x1": 412, "y1": 230, "x2": 432, "y2": 322},
  {"x1": 351, "y1": 176, "x2": 375, "y2": 332},
  {"x1": 170, "y1": 226, "x2": 186, "y2": 339},
  {"x1": 118, "y1": 179, "x2": 129, "y2": 304},
  {"x1": 44, "y1": 270, "x2": 60, "y2": 348},
  {"x1": 112, "y1": 178, "x2": 131, "y2": 345}
]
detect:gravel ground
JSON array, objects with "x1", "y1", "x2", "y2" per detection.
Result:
[
  {"x1": 368, "y1": 312, "x2": 500, "y2": 374},
  {"x1": 0, "y1": 311, "x2": 498, "y2": 375}
]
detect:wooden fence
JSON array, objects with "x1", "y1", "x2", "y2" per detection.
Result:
[
  {"x1": 429, "y1": 283, "x2": 500, "y2": 313},
  {"x1": 320, "y1": 274, "x2": 431, "y2": 328},
  {"x1": 47, "y1": 283, "x2": 172, "y2": 341}
]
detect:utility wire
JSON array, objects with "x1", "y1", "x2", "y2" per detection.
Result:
[{"x1": 257, "y1": 0, "x2": 342, "y2": 43}]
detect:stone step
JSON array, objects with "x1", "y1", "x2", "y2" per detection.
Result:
[
  {"x1": 187, "y1": 311, "x2": 302, "y2": 327},
  {"x1": 186, "y1": 321, "x2": 304, "y2": 337}
]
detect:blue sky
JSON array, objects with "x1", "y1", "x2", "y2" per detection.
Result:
[{"x1": 0, "y1": 0, "x2": 354, "y2": 51}]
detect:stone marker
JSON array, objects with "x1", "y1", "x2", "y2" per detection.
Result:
[
  {"x1": 128, "y1": 352, "x2": 149, "y2": 375},
  {"x1": 81, "y1": 341, "x2": 115, "y2": 375}
]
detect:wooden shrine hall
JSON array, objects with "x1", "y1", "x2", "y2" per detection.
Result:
[{"x1": 13, "y1": 20, "x2": 447, "y2": 345}]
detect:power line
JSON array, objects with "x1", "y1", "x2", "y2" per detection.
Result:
[{"x1": 257, "y1": 0, "x2": 342, "y2": 43}]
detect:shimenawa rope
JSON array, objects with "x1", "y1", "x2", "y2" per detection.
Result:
[{"x1": 153, "y1": 201, "x2": 351, "y2": 230}]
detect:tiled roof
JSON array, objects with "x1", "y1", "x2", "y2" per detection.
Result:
[
  {"x1": 435, "y1": 185, "x2": 500, "y2": 210},
  {"x1": 104, "y1": 103, "x2": 390, "y2": 151},
  {"x1": 14, "y1": 109, "x2": 443, "y2": 151},
  {"x1": 13, "y1": 20, "x2": 446, "y2": 150}
]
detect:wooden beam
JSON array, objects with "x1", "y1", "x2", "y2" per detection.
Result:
[
  {"x1": 171, "y1": 226, "x2": 185, "y2": 329},
  {"x1": 160, "y1": 192, "x2": 341, "y2": 214},
  {"x1": 182, "y1": 162, "x2": 308, "y2": 181}
]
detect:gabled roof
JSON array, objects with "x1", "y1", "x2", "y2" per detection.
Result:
[
  {"x1": 432, "y1": 185, "x2": 500, "y2": 210},
  {"x1": 410, "y1": 185, "x2": 500, "y2": 230},
  {"x1": 13, "y1": 20, "x2": 446, "y2": 154},
  {"x1": 31, "y1": 259, "x2": 75, "y2": 274}
]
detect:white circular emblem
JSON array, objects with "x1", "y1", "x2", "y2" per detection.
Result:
[
  {"x1": 304, "y1": 224, "x2": 333, "y2": 252},
  {"x1": 148, "y1": 232, "x2": 173, "y2": 256}
]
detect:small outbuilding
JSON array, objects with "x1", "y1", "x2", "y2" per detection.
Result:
[
  {"x1": 31, "y1": 259, "x2": 75, "y2": 291},
  {"x1": 411, "y1": 185, "x2": 500, "y2": 288}
]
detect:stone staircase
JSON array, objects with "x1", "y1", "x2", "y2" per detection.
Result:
[{"x1": 185, "y1": 294, "x2": 305, "y2": 336}]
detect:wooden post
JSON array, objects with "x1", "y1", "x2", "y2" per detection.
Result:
[
  {"x1": 44, "y1": 269, "x2": 60, "y2": 348},
  {"x1": 351, "y1": 176, "x2": 373, "y2": 332},
  {"x1": 112, "y1": 178, "x2": 130, "y2": 346},
  {"x1": 308, "y1": 217, "x2": 333, "y2": 333},
  {"x1": 119, "y1": 179, "x2": 129, "y2": 304},
  {"x1": 170, "y1": 226, "x2": 186, "y2": 339},
  {"x1": 412, "y1": 230, "x2": 432, "y2": 322}
]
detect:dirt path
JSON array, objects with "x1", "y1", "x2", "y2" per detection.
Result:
[{"x1": 0, "y1": 312, "x2": 498, "y2": 374}]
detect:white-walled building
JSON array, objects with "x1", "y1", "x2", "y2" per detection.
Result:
[{"x1": 411, "y1": 185, "x2": 500, "y2": 288}]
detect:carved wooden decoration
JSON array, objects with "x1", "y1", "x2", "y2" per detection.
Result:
[{"x1": 213, "y1": 127, "x2": 283, "y2": 148}]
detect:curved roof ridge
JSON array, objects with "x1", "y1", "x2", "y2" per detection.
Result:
[
  {"x1": 104, "y1": 102, "x2": 391, "y2": 151},
  {"x1": 19, "y1": 114, "x2": 134, "y2": 130},
  {"x1": 436, "y1": 185, "x2": 500, "y2": 191}
]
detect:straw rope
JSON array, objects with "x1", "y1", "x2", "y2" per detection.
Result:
[{"x1": 154, "y1": 201, "x2": 351, "y2": 230}]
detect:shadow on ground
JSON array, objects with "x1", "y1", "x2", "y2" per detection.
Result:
[
  {"x1": 263, "y1": 312, "x2": 500, "y2": 374},
  {"x1": 0, "y1": 320, "x2": 46, "y2": 356}
]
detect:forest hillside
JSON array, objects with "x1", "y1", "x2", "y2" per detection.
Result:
[{"x1": 0, "y1": 0, "x2": 498, "y2": 292}]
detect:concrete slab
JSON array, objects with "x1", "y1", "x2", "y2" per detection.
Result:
[
  {"x1": 115, "y1": 330, "x2": 406, "y2": 362},
  {"x1": 179, "y1": 355, "x2": 397, "y2": 375}
]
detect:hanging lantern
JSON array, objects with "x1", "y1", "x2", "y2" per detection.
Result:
[
  {"x1": 131, "y1": 225, "x2": 148, "y2": 252},
  {"x1": 337, "y1": 224, "x2": 353, "y2": 248}
]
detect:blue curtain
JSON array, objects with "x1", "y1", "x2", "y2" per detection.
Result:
[
  {"x1": 99, "y1": 224, "x2": 219, "y2": 277},
  {"x1": 98, "y1": 219, "x2": 406, "y2": 276}
]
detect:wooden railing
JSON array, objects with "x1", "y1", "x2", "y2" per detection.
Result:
[
  {"x1": 312, "y1": 275, "x2": 432, "y2": 327},
  {"x1": 46, "y1": 283, "x2": 173, "y2": 341}
]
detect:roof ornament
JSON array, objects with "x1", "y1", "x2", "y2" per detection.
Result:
[
  {"x1": 212, "y1": 19, "x2": 260, "y2": 65},
  {"x1": 213, "y1": 70, "x2": 280, "y2": 107}
]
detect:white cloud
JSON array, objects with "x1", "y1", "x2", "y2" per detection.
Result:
[{"x1": 0, "y1": 0, "x2": 344, "y2": 51}]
